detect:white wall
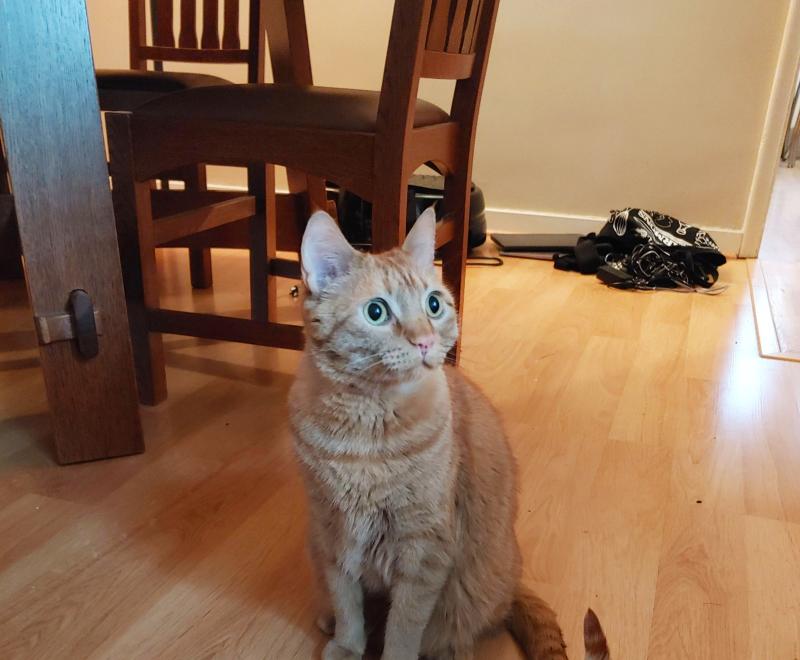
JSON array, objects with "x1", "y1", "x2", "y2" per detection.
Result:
[{"x1": 87, "y1": 0, "x2": 793, "y2": 254}]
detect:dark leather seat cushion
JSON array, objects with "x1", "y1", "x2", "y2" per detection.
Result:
[
  {"x1": 96, "y1": 69, "x2": 230, "y2": 111},
  {"x1": 134, "y1": 84, "x2": 451, "y2": 132}
]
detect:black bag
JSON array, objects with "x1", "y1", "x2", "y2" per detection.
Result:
[{"x1": 554, "y1": 208, "x2": 727, "y2": 291}]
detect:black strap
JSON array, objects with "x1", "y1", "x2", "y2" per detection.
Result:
[
  {"x1": 573, "y1": 236, "x2": 605, "y2": 274},
  {"x1": 597, "y1": 265, "x2": 635, "y2": 288},
  {"x1": 553, "y1": 234, "x2": 611, "y2": 274}
]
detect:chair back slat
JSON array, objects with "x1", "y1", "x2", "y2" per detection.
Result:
[
  {"x1": 201, "y1": 0, "x2": 220, "y2": 48},
  {"x1": 178, "y1": 0, "x2": 198, "y2": 48},
  {"x1": 461, "y1": 0, "x2": 482, "y2": 53},
  {"x1": 426, "y1": 0, "x2": 451, "y2": 52},
  {"x1": 222, "y1": 0, "x2": 241, "y2": 48},
  {"x1": 426, "y1": 0, "x2": 485, "y2": 57},
  {"x1": 152, "y1": 0, "x2": 175, "y2": 47},
  {"x1": 444, "y1": 0, "x2": 468, "y2": 52}
]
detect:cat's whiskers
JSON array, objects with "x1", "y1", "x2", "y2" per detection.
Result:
[
  {"x1": 351, "y1": 356, "x2": 387, "y2": 373},
  {"x1": 348, "y1": 351, "x2": 385, "y2": 367},
  {"x1": 347, "y1": 351, "x2": 384, "y2": 371}
]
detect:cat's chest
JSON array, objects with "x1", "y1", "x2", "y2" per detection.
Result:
[
  {"x1": 317, "y1": 449, "x2": 419, "y2": 512},
  {"x1": 297, "y1": 395, "x2": 451, "y2": 504},
  {"x1": 340, "y1": 505, "x2": 397, "y2": 587}
]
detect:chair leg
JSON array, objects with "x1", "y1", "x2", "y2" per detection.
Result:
[
  {"x1": 286, "y1": 169, "x2": 328, "y2": 216},
  {"x1": 247, "y1": 164, "x2": 275, "y2": 323},
  {"x1": 183, "y1": 164, "x2": 213, "y2": 289},
  {"x1": 189, "y1": 247, "x2": 213, "y2": 289},
  {"x1": 370, "y1": 173, "x2": 408, "y2": 252},
  {"x1": 126, "y1": 295, "x2": 167, "y2": 406},
  {"x1": 265, "y1": 166, "x2": 278, "y2": 322},
  {"x1": 107, "y1": 112, "x2": 167, "y2": 405},
  {"x1": 131, "y1": 179, "x2": 168, "y2": 404},
  {"x1": 439, "y1": 170, "x2": 472, "y2": 364}
]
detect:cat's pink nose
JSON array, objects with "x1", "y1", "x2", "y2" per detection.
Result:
[{"x1": 410, "y1": 334, "x2": 436, "y2": 357}]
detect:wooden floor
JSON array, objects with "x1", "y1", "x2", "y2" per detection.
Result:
[
  {"x1": 750, "y1": 165, "x2": 800, "y2": 361},
  {"x1": 2, "y1": 247, "x2": 800, "y2": 659}
]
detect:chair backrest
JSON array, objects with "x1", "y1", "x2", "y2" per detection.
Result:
[
  {"x1": 377, "y1": 0, "x2": 501, "y2": 150},
  {"x1": 423, "y1": 0, "x2": 491, "y2": 79},
  {"x1": 129, "y1": 0, "x2": 267, "y2": 83}
]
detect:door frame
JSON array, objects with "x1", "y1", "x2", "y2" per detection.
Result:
[{"x1": 740, "y1": 0, "x2": 800, "y2": 257}]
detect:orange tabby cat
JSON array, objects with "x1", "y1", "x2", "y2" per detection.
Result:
[{"x1": 289, "y1": 208, "x2": 609, "y2": 660}]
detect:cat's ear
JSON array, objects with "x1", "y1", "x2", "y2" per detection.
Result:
[
  {"x1": 301, "y1": 211, "x2": 358, "y2": 294},
  {"x1": 403, "y1": 206, "x2": 436, "y2": 273}
]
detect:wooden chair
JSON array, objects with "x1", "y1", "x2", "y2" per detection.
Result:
[
  {"x1": 108, "y1": 0, "x2": 501, "y2": 405},
  {"x1": 97, "y1": 0, "x2": 272, "y2": 291}
]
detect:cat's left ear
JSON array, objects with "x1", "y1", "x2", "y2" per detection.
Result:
[{"x1": 403, "y1": 206, "x2": 436, "y2": 274}]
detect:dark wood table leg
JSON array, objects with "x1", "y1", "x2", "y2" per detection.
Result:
[{"x1": 0, "y1": 0, "x2": 143, "y2": 463}]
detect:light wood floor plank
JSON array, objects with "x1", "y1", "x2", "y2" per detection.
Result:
[
  {"x1": 745, "y1": 516, "x2": 800, "y2": 659},
  {"x1": 647, "y1": 505, "x2": 750, "y2": 659}
]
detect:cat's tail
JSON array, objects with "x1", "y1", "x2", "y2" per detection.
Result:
[
  {"x1": 506, "y1": 586, "x2": 568, "y2": 659},
  {"x1": 583, "y1": 608, "x2": 610, "y2": 660},
  {"x1": 506, "y1": 589, "x2": 611, "y2": 660}
]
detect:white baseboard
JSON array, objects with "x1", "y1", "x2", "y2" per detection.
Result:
[
  {"x1": 203, "y1": 182, "x2": 744, "y2": 257},
  {"x1": 485, "y1": 207, "x2": 744, "y2": 257}
]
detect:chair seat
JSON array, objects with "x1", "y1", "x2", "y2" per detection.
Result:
[
  {"x1": 133, "y1": 84, "x2": 451, "y2": 132},
  {"x1": 96, "y1": 69, "x2": 230, "y2": 111}
]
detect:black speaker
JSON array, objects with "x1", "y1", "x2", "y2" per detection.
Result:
[{"x1": 331, "y1": 174, "x2": 487, "y2": 251}]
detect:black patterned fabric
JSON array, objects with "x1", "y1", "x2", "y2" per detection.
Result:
[{"x1": 554, "y1": 208, "x2": 727, "y2": 291}]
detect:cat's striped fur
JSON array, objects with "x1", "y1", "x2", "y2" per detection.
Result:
[{"x1": 288, "y1": 209, "x2": 608, "y2": 660}]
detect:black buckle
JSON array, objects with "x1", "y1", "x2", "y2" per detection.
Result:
[{"x1": 68, "y1": 289, "x2": 99, "y2": 359}]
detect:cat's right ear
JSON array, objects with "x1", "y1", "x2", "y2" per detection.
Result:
[{"x1": 301, "y1": 211, "x2": 358, "y2": 295}]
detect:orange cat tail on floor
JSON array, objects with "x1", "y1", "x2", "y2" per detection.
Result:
[
  {"x1": 583, "y1": 608, "x2": 611, "y2": 660},
  {"x1": 506, "y1": 587, "x2": 568, "y2": 659}
]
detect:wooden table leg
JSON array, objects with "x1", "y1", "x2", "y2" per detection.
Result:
[{"x1": 0, "y1": 0, "x2": 143, "y2": 463}]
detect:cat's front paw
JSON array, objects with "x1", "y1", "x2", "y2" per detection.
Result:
[{"x1": 322, "y1": 639, "x2": 362, "y2": 660}]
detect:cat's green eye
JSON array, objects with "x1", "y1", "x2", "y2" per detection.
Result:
[
  {"x1": 364, "y1": 298, "x2": 391, "y2": 325},
  {"x1": 426, "y1": 292, "x2": 444, "y2": 318}
]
